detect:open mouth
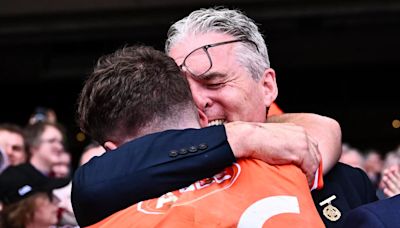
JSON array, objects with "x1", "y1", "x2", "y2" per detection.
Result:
[{"x1": 208, "y1": 119, "x2": 225, "y2": 126}]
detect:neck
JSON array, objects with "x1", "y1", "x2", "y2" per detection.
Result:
[
  {"x1": 118, "y1": 114, "x2": 201, "y2": 147},
  {"x1": 30, "y1": 156, "x2": 51, "y2": 176}
]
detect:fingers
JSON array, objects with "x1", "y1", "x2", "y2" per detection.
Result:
[
  {"x1": 383, "y1": 187, "x2": 395, "y2": 197},
  {"x1": 381, "y1": 166, "x2": 400, "y2": 197},
  {"x1": 304, "y1": 138, "x2": 320, "y2": 187}
]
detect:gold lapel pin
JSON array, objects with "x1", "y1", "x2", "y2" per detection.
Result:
[{"x1": 319, "y1": 195, "x2": 341, "y2": 222}]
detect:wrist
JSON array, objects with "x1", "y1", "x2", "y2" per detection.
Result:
[{"x1": 225, "y1": 122, "x2": 252, "y2": 159}]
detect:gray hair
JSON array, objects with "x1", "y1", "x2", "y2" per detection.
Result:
[{"x1": 165, "y1": 7, "x2": 270, "y2": 81}]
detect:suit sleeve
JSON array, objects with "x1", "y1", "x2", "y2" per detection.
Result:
[
  {"x1": 71, "y1": 125, "x2": 236, "y2": 226},
  {"x1": 343, "y1": 207, "x2": 384, "y2": 228}
]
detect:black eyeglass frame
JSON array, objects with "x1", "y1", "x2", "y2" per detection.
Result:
[{"x1": 178, "y1": 39, "x2": 259, "y2": 77}]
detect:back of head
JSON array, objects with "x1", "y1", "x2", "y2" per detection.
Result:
[
  {"x1": 165, "y1": 7, "x2": 270, "y2": 80},
  {"x1": 77, "y1": 45, "x2": 197, "y2": 145}
]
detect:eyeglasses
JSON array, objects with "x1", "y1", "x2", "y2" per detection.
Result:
[
  {"x1": 39, "y1": 138, "x2": 63, "y2": 145},
  {"x1": 178, "y1": 39, "x2": 259, "y2": 77}
]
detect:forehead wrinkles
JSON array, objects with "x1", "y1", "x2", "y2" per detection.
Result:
[
  {"x1": 200, "y1": 50, "x2": 242, "y2": 83},
  {"x1": 209, "y1": 43, "x2": 239, "y2": 68}
]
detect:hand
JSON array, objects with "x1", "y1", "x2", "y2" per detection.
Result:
[
  {"x1": 380, "y1": 165, "x2": 400, "y2": 197},
  {"x1": 225, "y1": 121, "x2": 321, "y2": 187}
]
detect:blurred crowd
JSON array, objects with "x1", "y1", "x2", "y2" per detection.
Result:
[
  {"x1": 0, "y1": 107, "x2": 105, "y2": 228},
  {"x1": 340, "y1": 143, "x2": 400, "y2": 199},
  {"x1": 0, "y1": 106, "x2": 399, "y2": 227}
]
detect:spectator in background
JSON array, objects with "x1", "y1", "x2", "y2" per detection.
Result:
[
  {"x1": 0, "y1": 163, "x2": 69, "y2": 228},
  {"x1": 25, "y1": 122, "x2": 66, "y2": 177},
  {"x1": 52, "y1": 149, "x2": 72, "y2": 178},
  {"x1": 343, "y1": 148, "x2": 400, "y2": 228},
  {"x1": 53, "y1": 180, "x2": 77, "y2": 227},
  {"x1": 0, "y1": 148, "x2": 8, "y2": 173},
  {"x1": 379, "y1": 149, "x2": 400, "y2": 198},
  {"x1": 364, "y1": 150, "x2": 383, "y2": 188},
  {"x1": 26, "y1": 109, "x2": 77, "y2": 226},
  {"x1": 0, "y1": 123, "x2": 27, "y2": 169},
  {"x1": 51, "y1": 142, "x2": 105, "y2": 227},
  {"x1": 0, "y1": 122, "x2": 71, "y2": 225},
  {"x1": 339, "y1": 144, "x2": 365, "y2": 170},
  {"x1": 28, "y1": 106, "x2": 58, "y2": 125},
  {"x1": 27, "y1": 107, "x2": 73, "y2": 179}
]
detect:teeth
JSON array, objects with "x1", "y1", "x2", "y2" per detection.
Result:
[{"x1": 208, "y1": 119, "x2": 225, "y2": 126}]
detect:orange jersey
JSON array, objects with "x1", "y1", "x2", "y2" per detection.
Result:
[
  {"x1": 268, "y1": 103, "x2": 284, "y2": 116},
  {"x1": 89, "y1": 159, "x2": 324, "y2": 228}
]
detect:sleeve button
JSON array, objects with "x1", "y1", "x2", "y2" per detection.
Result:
[
  {"x1": 198, "y1": 143, "x2": 208, "y2": 150},
  {"x1": 179, "y1": 148, "x2": 188, "y2": 155},
  {"x1": 188, "y1": 146, "x2": 198, "y2": 153},
  {"x1": 169, "y1": 150, "x2": 178, "y2": 157}
]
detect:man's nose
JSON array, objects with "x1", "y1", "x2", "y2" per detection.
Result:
[{"x1": 188, "y1": 80, "x2": 212, "y2": 112}]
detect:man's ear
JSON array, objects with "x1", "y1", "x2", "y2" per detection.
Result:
[
  {"x1": 260, "y1": 68, "x2": 278, "y2": 107},
  {"x1": 103, "y1": 141, "x2": 118, "y2": 151}
]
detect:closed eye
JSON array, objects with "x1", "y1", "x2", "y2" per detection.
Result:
[{"x1": 206, "y1": 82, "x2": 225, "y2": 89}]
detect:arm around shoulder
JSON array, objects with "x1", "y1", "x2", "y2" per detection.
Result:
[
  {"x1": 268, "y1": 113, "x2": 342, "y2": 174},
  {"x1": 72, "y1": 126, "x2": 235, "y2": 226}
]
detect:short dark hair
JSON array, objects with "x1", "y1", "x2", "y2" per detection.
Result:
[
  {"x1": 0, "y1": 123, "x2": 24, "y2": 137},
  {"x1": 77, "y1": 45, "x2": 195, "y2": 145}
]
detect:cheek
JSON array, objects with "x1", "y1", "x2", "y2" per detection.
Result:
[
  {"x1": 34, "y1": 203, "x2": 54, "y2": 223},
  {"x1": 217, "y1": 90, "x2": 249, "y2": 116},
  {"x1": 43, "y1": 205, "x2": 58, "y2": 223},
  {"x1": 219, "y1": 86, "x2": 253, "y2": 107},
  {"x1": 14, "y1": 152, "x2": 25, "y2": 158}
]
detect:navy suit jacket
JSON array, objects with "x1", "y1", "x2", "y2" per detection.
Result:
[
  {"x1": 72, "y1": 125, "x2": 377, "y2": 227},
  {"x1": 342, "y1": 195, "x2": 400, "y2": 228}
]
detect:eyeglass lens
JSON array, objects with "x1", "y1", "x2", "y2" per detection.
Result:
[{"x1": 183, "y1": 47, "x2": 212, "y2": 76}]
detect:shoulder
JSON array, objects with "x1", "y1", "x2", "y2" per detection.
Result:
[
  {"x1": 123, "y1": 125, "x2": 227, "y2": 148},
  {"x1": 324, "y1": 162, "x2": 377, "y2": 198},
  {"x1": 328, "y1": 162, "x2": 363, "y2": 174},
  {"x1": 354, "y1": 194, "x2": 400, "y2": 213},
  {"x1": 324, "y1": 162, "x2": 369, "y2": 182},
  {"x1": 344, "y1": 195, "x2": 400, "y2": 228}
]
